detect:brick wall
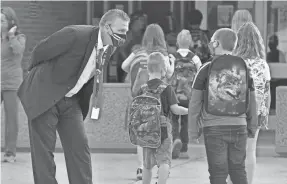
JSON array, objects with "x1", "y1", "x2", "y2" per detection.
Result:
[{"x1": 1, "y1": 1, "x2": 87, "y2": 76}]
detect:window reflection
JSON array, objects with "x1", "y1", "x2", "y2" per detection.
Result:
[
  {"x1": 267, "y1": 1, "x2": 287, "y2": 111},
  {"x1": 267, "y1": 1, "x2": 287, "y2": 63}
]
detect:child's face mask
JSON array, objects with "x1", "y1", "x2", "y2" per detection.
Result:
[{"x1": 208, "y1": 40, "x2": 219, "y2": 56}]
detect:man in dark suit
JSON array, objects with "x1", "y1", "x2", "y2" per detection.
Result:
[{"x1": 17, "y1": 9, "x2": 130, "y2": 184}]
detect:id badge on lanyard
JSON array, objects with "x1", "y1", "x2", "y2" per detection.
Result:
[
  {"x1": 94, "y1": 45, "x2": 110, "y2": 96},
  {"x1": 90, "y1": 45, "x2": 112, "y2": 120}
]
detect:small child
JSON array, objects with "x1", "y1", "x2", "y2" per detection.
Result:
[
  {"x1": 122, "y1": 45, "x2": 175, "y2": 180},
  {"x1": 171, "y1": 29, "x2": 202, "y2": 159},
  {"x1": 137, "y1": 52, "x2": 188, "y2": 184},
  {"x1": 189, "y1": 28, "x2": 258, "y2": 184},
  {"x1": 267, "y1": 34, "x2": 286, "y2": 63}
]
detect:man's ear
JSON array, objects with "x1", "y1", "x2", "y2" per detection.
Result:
[
  {"x1": 104, "y1": 24, "x2": 113, "y2": 35},
  {"x1": 213, "y1": 40, "x2": 219, "y2": 48}
]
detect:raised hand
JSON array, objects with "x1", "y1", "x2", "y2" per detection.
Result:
[{"x1": 8, "y1": 26, "x2": 17, "y2": 38}]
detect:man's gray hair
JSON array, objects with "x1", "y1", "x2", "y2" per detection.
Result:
[{"x1": 99, "y1": 9, "x2": 130, "y2": 27}]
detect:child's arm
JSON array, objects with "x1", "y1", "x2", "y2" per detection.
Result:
[
  {"x1": 262, "y1": 63, "x2": 271, "y2": 128},
  {"x1": 265, "y1": 63, "x2": 272, "y2": 111},
  {"x1": 188, "y1": 89, "x2": 203, "y2": 138},
  {"x1": 246, "y1": 78, "x2": 258, "y2": 138},
  {"x1": 121, "y1": 52, "x2": 135, "y2": 73},
  {"x1": 188, "y1": 62, "x2": 209, "y2": 138},
  {"x1": 279, "y1": 50, "x2": 286, "y2": 63},
  {"x1": 170, "y1": 104, "x2": 188, "y2": 115},
  {"x1": 192, "y1": 55, "x2": 202, "y2": 70}
]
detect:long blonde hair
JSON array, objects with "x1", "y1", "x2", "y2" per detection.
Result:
[
  {"x1": 233, "y1": 22, "x2": 266, "y2": 60},
  {"x1": 141, "y1": 24, "x2": 168, "y2": 56},
  {"x1": 231, "y1": 9, "x2": 253, "y2": 32}
]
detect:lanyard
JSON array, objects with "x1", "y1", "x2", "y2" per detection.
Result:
[{"x1": 94, "y1": 45, "x2": 112, "y2": 97}]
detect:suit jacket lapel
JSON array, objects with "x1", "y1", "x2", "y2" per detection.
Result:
[{"x1": 78, "y1": 27, "x2": 99, "y2": 76}]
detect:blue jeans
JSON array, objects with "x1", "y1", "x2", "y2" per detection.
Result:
[
  {"x1": 1, "y1": 90, "x2": 19, "y2": 156},
  {"x1": 203, "y1": 125, "x2": 248, "y2": 184},
  {"x1": 171, "y1": 99, "x2": 189, "y2": 152}
]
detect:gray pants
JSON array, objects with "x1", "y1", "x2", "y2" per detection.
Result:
[
  {"x1": 1, "y1": 90, "x2": 19, "y2": 156},
  {"x1": 28, "y1": 96, "x2": 93, "y2": 184}
]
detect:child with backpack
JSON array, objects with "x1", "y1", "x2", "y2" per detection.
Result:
[
  {"x1": 122, "y1": 24, "x2": 175, "y2": 180},
  {"x1": 188, "y1": 28, "x2": 258, "y2": 184},
  {"x1": 187, "y1": 9, "x2": 211, "y2": 64},
  {"x1": 128, "y1": 52, "x2": 188, "y2": 184},
  {"x1": 170, "y1": 29, "x2": 202, "y2": 159}
]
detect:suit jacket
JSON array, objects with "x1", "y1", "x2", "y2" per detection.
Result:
[{"x1": 18, "y1": 25, "x2": 100, "y2": 120}]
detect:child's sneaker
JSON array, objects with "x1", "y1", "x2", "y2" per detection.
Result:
[
  {"x1": 136, "y1": 168, "x2": 143, "y2": 180},
  {"x1": 2, "y1": 154, "x2": 16, "y2": 163},
  {"x1": 178, "y1": 152, "x2": 190, "y2": 159},
  {"x1": 172, "y1": 139, "x2": 182, "y2": 159}
]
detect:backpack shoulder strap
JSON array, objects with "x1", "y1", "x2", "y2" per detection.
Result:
[
  {"x1": 174, "y1": 52, "x2": 182, "y2": 59},
  {"x1": 156, "y1": 83, "x2": 168, "y2": 94},
  {"x1": 187, "y1": 51, "x2": 195, "y2": 57},
  {"x1": 187, "y1": 51, "x2": 196, "y2": 62}
]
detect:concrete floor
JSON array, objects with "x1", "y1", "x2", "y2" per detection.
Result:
[{"x1": 2, "y1": 153, "x2": 287, "y2": 184}]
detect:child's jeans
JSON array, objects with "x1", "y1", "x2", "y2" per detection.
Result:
[
  {"x1": 172, "y1": 99, "x2": 189, "y2": 152},
  {"x1": 203, "y1": 125, "x2": 248, "y2": 184},
  {"x1": 172, "y1": 114, "x2": 188, "y2": 152}
]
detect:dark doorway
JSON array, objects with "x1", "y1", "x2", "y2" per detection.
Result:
[{"x1": 142, "y1": 1, "x2": 170, "y2": 25}]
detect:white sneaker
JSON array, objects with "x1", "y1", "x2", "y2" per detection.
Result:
[
  {"x1": 172, "y1": 139, "x2": 182, "y2": 159},
  {"x1": 3, "y1": 154, "x2": 16, "y2": 163},
  {"x1": 136, "y1": 168, "x2": 143, "y2": 180}
]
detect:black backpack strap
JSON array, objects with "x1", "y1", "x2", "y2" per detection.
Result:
[
  {"x1": 156, "y1": 83, "x2": 168, "y2": 94},
  {"x1": 174, "y1": 52, "x2": 182, "y2": 60},
  {"x1": 187, "y1": 51, "x2": 195, "y2": 59}
]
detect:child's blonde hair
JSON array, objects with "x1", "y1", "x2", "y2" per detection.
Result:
[
  {"x1": 231, "y1": 9, "x2": 253, "y2": 32},
  {"x1": 142, "y1": 24, "x2": 168, "y2": 56},
  {"x1": 177, "y1": 29, "x2": 192, "y2": 48},
  {"x1": 233, "y1": 22, "x2": 266, "y2": 60},
  {"x1": 213, "y1": 28, "x2": 238, "y2": 52},
  {"x1": 147, "y1": 52, "x2": 167, "y2": 74}
]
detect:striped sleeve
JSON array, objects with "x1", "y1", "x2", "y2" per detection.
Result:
[{"x1": 192, "y1": 62, "x2": 210, "y2": 90}]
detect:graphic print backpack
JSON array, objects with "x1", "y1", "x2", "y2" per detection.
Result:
[
  {"x1": 169, "y1": 52, "x2": 197, "y2": 101},
  {"x1": 190, "y1": 29, "x2": 210, "y2": 63},
  {"x1": 205, "y1": 55, "x2": 250, "y2": 116},
  {"x1": 130, "y1": 50, "x2": 149, "y2": 97},
  {"x1": 128, "y1": 83, "x2": 168, "y2": 148}
]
